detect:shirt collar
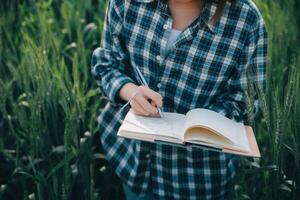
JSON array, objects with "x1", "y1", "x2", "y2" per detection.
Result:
[{"x1": 133, "y1": 0, "x2": 219, "y2": 34}]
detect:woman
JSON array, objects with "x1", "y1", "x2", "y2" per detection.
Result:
[{"x1": 91, "y1": 0, "x2": 268, "y2": 199}]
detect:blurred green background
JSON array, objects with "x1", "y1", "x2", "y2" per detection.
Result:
[{"x1": 0, "y1": 0, "x2": 299, "y2": 199}]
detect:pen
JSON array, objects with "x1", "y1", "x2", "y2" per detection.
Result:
[{"x1": 133, "y1": 65, "x2": 164, "y2": 118}]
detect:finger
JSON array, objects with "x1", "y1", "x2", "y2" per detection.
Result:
[
  {"x1": 135, "y1": 95, "x2": 158, "y2": 114},
  {"x1": 150, "y1": 101, "x2": 159, "y2": 115},
  {"x1": 130, "y1": 92, "x2": 152, "y2": 115},
  {"x1": 133, "y1": 90, "x2": 156, "y2": 113},
  {"x1": 149, "y1": 111, "x2": 160, "y2": 118},
  {"x1": 131, "y1": 108, "x2": 144, "y2": 116},
  {"x1": 130, "y1": 99, "x2": 151, "y2": 116},
  {"x1": 139, "y1": 86, "x2": 163, "y2": 107},
  {"x1": 151, "y1": 101, "x2": 156, "y2": 107}
]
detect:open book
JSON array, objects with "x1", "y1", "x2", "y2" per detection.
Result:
[{"x1": 117, "y1": 108, "x2": 260, "y2": 157}]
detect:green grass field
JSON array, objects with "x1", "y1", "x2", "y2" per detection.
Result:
[{"x1": 0, "y1": 0, "x2": 299, "y2": 199}]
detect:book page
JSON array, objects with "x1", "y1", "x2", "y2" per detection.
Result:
[
  {"x1": 122, "y1": 109, "x2": 186, "y2": 140},
  {"x1": 185, "y1": 127, "x2": 246, "y2": 151},
  {"x1": 184, "y1": 108, "x2": 250, "y2": 151}
]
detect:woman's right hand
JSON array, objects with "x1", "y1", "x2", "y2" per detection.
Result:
[{"x1": 119, "y1": 83, "x2": 163, "y2": 117}]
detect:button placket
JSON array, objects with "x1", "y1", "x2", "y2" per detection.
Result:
[
  {"x1": 157, "y1": 82, "x2": 162, "y2": 88},
  {"x1": 156, "y1": 55, "x2": 161, "y2": 61},
  {"x1": 140, "y1": 141, "x2": 151, "y2": 160},
  {"x1": 159, "y1": 18, "x2": 172, "y2": 63},
  {"x1": 154, "y1": 10, "x2": 172, "y2": 96}
]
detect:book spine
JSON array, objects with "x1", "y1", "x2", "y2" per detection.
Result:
[
  {"x1": 187, "y1": 143, "x2": 223, "y2": 152},
  {"x1": 155, "y1": 140, "x2": 224, "y2": 152}
]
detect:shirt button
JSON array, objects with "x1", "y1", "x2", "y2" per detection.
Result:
[
  {"x1": 163, "y1": 24, "x2": 168, "y2": 29},
  {"x1": 145, "y1": 153, "x2": 150, "y2": 159},
  {"x1": 157, "y1": 83, "x2": 162, "y2": 88},
  {"x1": 156, "y1": 55, "x2": 161, "y2": 61}
]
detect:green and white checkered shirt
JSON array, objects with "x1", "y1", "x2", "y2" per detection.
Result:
[{"x1": 91, "y1": 0, "x2": 268, "y2": 199}]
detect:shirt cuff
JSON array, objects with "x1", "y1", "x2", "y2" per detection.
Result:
[{"x1": 101, "y1": 71, "x2": 136, "y2": 107}]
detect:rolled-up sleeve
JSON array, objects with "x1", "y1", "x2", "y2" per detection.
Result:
[
  {"x1": 91, "y1": 0, "x2": 136, "y2": 106},
  {"x1": 206, "y1": 15, "x2": 268, "y2": 123}
]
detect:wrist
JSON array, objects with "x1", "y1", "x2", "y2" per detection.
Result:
[{"x1": 119, "y1": 82, "x2": 139, "y2": 102}]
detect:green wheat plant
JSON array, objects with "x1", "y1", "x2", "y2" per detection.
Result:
[{"x1": 0, "y1": 0, "x2": 299, "y2": 199}]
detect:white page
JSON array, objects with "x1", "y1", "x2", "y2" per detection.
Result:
[
  {"x1": 185, "y1": 108, "x2": 250, "y2": 151},
  {"x1": 122, "y1": 109, "x2": 186, "y2": 140},
  {"x1": 120, "y1": 118, "x2": 154, "y2": 134},
  {"x1": 234, "y1": 123, "x2": 250, "y2": 151}
]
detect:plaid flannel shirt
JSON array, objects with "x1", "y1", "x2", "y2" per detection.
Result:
[{"x1": 91, "y1": 0, "x2": 268, "y2": 199}]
